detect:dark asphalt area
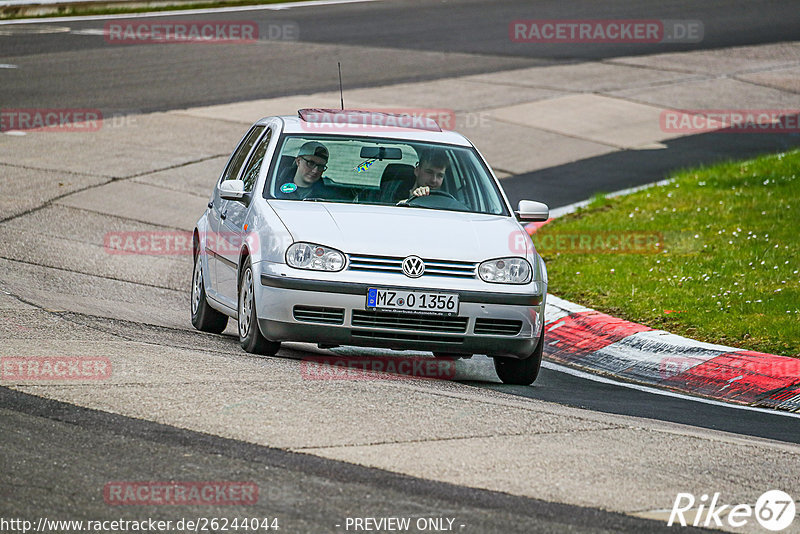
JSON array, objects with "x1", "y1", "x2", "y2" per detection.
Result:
[
  {"x1": 0, "y1": 387, "x2": 710, "y2": 533},
  {"x1": 479, "y1": 366, "x2": 800, "y2": 445},
  {"x1": 2, "y1": 0, "x2": 800, "y2": 111},
  {"x1": 503, "y1": 130, "x2": 800, "y2": 208}
]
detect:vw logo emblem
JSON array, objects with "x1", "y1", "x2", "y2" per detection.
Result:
[{"x1": 401, "y1": 256, "x2": 425, "y2": 278}]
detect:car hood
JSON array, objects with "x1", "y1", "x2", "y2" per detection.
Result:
[{"x1": 268, "y1": 201, "x2": 529, "y2": 261}]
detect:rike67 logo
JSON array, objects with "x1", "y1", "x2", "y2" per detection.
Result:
[{"x1": 668, "y1": 490, "x2": 796, "y2": 531}]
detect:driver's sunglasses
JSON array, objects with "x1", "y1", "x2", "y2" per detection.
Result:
[{"x1": 301, "y1": 156, "x2": 327, "y2": 171}]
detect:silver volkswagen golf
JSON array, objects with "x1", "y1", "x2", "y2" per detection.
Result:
[{"x1": 191, "y1": 110, "x2": 550, "y2": 384}]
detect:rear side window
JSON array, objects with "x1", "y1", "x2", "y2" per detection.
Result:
[
  {"x1": 221, "y1": 125, "x2": 265, "y2": 183},
  {"x1": 240, "y1": 129, "x2": 272, "y2": 192}
]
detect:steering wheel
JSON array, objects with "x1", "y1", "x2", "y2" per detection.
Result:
[
  {"x1": 426, "y1": 190, "x2": 458, "y2": 200},
  {"x1": 405, "y1": 190, "x2": 465, "y2": 210}
]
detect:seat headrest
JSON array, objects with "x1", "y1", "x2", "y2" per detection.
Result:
[{"x1": 380, "y1": 163, "x2": 415, "y2": 185}]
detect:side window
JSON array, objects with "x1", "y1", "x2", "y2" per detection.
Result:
[
  {"x1": 240, "y1": 129, "x2": 272, "y2": 193},
  {"x1": 221, "y1": 125, "x2": 265, "y2": 183}
]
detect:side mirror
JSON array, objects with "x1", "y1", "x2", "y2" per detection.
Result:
[
  {"x1": 515, "y1": 200, "x2": 549, "y2": 221},
  {"x1": 219, "y1": 180, "x2": 246, "y2": 201}
]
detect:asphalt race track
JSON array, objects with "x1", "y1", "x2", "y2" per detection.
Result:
[
  {"x1": 1, "y1": 1, "x2": 800, "y2": 532},
  {"x1": 0, "y1": 387, "x2": 705, "y2": 533},
  {"x1": 3, "y1": 0, "x2": 800, "y2": 110}
]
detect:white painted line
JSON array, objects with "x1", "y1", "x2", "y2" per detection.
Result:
[
  {"x1": 546, "y1": 293, "x2": 591, "y2": 314},
  {"x1": 548, "y1": 178, "x2": 674, "y2": 219},
  {"x1": 542, "y1": 360, "x2": 800, "y2": 419},
  {"x1": 605, "y1": 178, "x2": 675, "y2": 199},
  {"x1": 0, "y1": 0, "x2": 379, "y2": 24},
  {"x1": 0, "y1": 63, "x2": 18, "y2": 68},
  {"x1": 71, "y1": 28, "x2": 104, "y2": 35}
]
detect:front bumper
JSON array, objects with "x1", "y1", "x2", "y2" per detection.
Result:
[{"x1": 256, "y1": 272, "x2": 545, "y2": 359}]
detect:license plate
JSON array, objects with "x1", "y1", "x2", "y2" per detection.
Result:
[{"x1": 366, "y1": 288, "x2": 459, "y2": 315}]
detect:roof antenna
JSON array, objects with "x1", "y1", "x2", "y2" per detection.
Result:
[{"x1": 338, "y1": 62, "x2": 344, "y2": 110}]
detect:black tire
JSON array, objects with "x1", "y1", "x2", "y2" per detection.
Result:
[
  {"x1": 238, "y1": 261, "x2": 280, "y2": 356},
  {"x1": 493, "y1": 328, "x2": 544, "y2": 385},
  {"x1": 191, "y1": 251, "x2": 228, "y2": 334},
  {"x1": 433, "y1": 352, "x2": 471, "y2": 359}
]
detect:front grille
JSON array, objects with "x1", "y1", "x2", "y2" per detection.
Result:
[
  {"x1": 474, "y1": 318, "x2": 523, "y2": 336},
  {"x1": 348, "y1": 254, "x2": 476, "y2": 279},
  {"x1": 293, "y1": 306, "x2": 345, "y2": 325},
  {"x1": 351, "y1": 310, "x2": 467, "y2": 333},
  {"x1": 352, "y1": 330, "x2": 464, "y2": 344}
]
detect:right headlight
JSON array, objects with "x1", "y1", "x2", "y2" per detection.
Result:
[
  {"x1": 478, "y1": 257, "x2": 532, "y2": 284},
  {"x1": 286, "y1": 242, "x2": 345, "y2": 272}
]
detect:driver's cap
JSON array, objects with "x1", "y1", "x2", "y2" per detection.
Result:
[{"x1": 297, "y1": 141, "x2": 329, "y2": 162}]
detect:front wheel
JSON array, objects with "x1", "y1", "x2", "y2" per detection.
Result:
[
  {"x1": 191, "y1": 252, "x2": 228, "y2": 334},
  {"x1": 238, "y1": 261, "x2": 280, "y2": 356},
  {"x1": 493, "y1": 327, "x2": 544, "y2": 385},
  {"x1": 433, "y1": 352, "x2": 472, "y2": 359}
]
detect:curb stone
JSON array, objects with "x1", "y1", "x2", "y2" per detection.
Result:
[
  {"x1": 528, "y1": 191, "x2": 800, "y2": 413},
  {"x1": 543, "y1": 294, "x2": 800, "y2": 412}
]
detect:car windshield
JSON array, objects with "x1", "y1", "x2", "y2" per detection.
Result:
[{"x1": 265, "y1": 135, "x2": 509, "y2": 215}]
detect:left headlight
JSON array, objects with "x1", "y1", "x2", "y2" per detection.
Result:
[
  {"x1": 286, "y1": 242, "x2": 345, "y2": 272},
  {"x1": 478, "y1": 257, "x2": 532, "y2": 284}
]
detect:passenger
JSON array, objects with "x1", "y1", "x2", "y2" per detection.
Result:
[
  {"x1": 276, "y1": 141, "x2": 331, "y2": 199},
  {"x1": 409, "y1": 148, "x2": 449, "y2": 198}
]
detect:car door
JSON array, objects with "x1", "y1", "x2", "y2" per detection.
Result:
[
  {"x1": 217, "y1": 126, "x2": 272, "y2": 307},
  {"x1": 206, "y1": 125, "x2": 265, "y2": 308}
]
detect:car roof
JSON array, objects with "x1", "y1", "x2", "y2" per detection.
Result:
[{"x1": 257, "y1": 111, "x2": 473, "y2": 147}]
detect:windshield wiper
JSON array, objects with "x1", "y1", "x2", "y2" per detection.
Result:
[
  {"x1": 395, "y1": 199, "x2": 439, "y2": 210},
  {"x1": 301, "y1": 197, "x2": 350, "y2": 203}
]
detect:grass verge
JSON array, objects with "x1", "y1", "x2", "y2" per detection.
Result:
[{"x1": 534, "y1": 149, "x2": 800, "y2": 358}]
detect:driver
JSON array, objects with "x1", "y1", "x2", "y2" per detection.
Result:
[{"x1": 409, "y1": 148, "x2": 448, "y2": 198}]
